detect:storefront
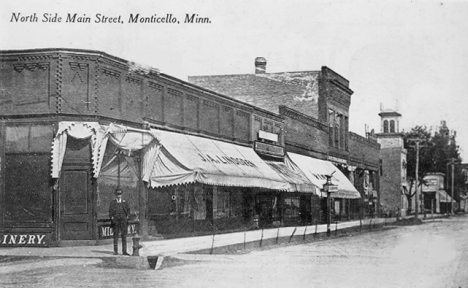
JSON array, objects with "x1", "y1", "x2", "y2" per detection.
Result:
[
  {"x1": 286, "y1": 152, "x2": 361, "y2": 223},
  {"x1": 145, "y1": 129, "x2": 317, "y2": 236}
]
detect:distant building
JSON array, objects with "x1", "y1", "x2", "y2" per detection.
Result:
[
  {"x1": 422, "y1": 173, "x2": 453, "y2": 214},
  {"x1": 375, "y1": 104, "x2": 408, "y2": 216}
]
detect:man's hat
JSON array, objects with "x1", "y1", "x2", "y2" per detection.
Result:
[{"x1": 115, "y1": 188, "x2": 123, "y2": 195}]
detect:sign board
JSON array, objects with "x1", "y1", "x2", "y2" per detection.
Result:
[
  {"x1": 323, "y1": 184, "x2": 338, "y2": 193},
  {"x1": 258, "y1": 130, "x2": 279, "y2": 142},
  {"x1": 98, "y1": 220, "x2": 140, "y2": 239},
  {"x1": 328, "y1": 156, "x2": 347, "y2": 164},
  {"x1": 0, "y1": 233, "x2": 50, "y2": 247},
  {"x1": 254, "y1": 141, "x2": 284, "y2": 157}
]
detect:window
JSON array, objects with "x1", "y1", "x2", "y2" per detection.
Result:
[
  {"x1": 6, "y1": 125, "x2": 53, "y2": 153},
  {"x1": 344, "y1": 116, "x2": 349, "y2": 150},
  {"x1": 4, "y1": 124, "x2": 54, "y2": 223},
  {"x1": 390, "y1": 120, "x2": 395, "y2": 133},
  {"x1": 383, "y1": 120, "x2": 389, "y2": 133},
  {"x1": 328, "y1": 109, "x2": 335, "y2": 147}
]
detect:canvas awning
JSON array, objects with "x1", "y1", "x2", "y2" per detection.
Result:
[
  {"x1": 147, "y1": 129, "x2": 292, "y2": 191},
  {"x1": 265, "y1": 160, "x2": 318, "y2": 194},
  {"x1": 286, "y1": 152, "x2": 361, "y2": 199},
  {"x1": 438, "y1": 190, "x2": 453, "y2": 203}
]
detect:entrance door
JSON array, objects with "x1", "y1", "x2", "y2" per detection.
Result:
[{"x1": 60, "y1": 166, "x2": 93, "y2": 240}]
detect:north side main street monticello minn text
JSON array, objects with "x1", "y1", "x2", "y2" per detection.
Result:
[{"x1": 10, "y1": 12, "x2": 211, "y2": 24}]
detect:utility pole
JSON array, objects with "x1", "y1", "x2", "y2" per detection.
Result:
[
  {"x1": 408, "y1": 138, "x2": 427, "y2": 219},
  {"x1": 451, "y1": 161, "x2": 455, "y2": 214},
  {"x1": 447, "y1": 158, "x2": 458, "y2": 215}
]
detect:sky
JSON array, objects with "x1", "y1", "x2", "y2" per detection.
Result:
[{"x1": 2, "y1": 0, "x2": 468, "y2": 160}]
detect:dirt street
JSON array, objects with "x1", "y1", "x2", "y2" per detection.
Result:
[{"x1": 1, "y1": 216, "x2": 467, "y2": 288}]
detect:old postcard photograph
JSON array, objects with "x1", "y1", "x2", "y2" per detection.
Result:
[{"x1": 1, "y1": 0, "x2": 467, "y2": 287}]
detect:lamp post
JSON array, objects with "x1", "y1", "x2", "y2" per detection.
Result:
[{"x1": 323, "y1": 172, "x2": 338, "y2": 237}]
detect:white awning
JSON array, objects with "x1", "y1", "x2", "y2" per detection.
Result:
[
  {"x1": 287, "y1": 152, "x2": 361, "y2": 199},
  {"x1": 265, "y1": 160, "x2": 318, "y2": 193},
  {"x1": 438, "y1": 190, "x2": 453, "y2": 203},
  {"x1": 148, "y1": 129, "x2": 292, "y2": 191}
]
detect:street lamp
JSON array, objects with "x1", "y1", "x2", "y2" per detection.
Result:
[{"x1": 323, "y1": 172, "x2": 338, "y2": 237}]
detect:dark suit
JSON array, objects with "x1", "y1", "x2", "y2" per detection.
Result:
[{"x1": 109, "y1": 199, "x2": 130, "y2": 254}]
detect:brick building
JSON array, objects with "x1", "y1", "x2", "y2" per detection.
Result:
[
  {"x1": 375, "y1": 105, "x2": 408, "y2": 216},
  {"x1": 189, "y1": 57, "x2": 381, "y2": 219},
  {"x1": 0, "y1": 49, "x2": 317, "y2": 246}
]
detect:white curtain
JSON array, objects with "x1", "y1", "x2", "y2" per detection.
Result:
[
  {"x1": 51, "y1": 122, "x2": 101, "y2": 178},
  {"x1": 52, "y1": 122, "x2": 160, "y2": 181},
  {"x1": 95, "y1": 123, "x2": 160, "y2": 178}
]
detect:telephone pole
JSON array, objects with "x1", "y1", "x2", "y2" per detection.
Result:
[
  {"x1": 408, "y1": 138, "x2": 427, "y2": 219},
  {"x1": 447, "y1": 158, "x2": 458, "y2": 215}
]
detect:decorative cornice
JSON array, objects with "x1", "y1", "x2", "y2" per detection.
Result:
[
  {"x1": 167, "y1": 88, "x2": 183, "y2": 97},
  {"x1": 236, "y1": 110, "x2": 250, "y2": 119},
  {"x1": 125, "y1": 75, "x2": 143, "y2": 85},
  {"x1": 101, "y1": 67, "x2": 120, "y2": 79},
  {"x1": 186, "y1": 94, "x2": 199, "y2": 103},
  {"x1": 202, "y1": 99, "x2": 219, "y2": 108},
  {"x1": 329, "y1": 79, "x2": 354, "y2": 95},
  {"x1": 17, "y1": 55, "x2": 53, "y2": 61},
  {"x1": 279, "y1": 105, "x2": 328, "y2": 132},
  {"x1": 222, "y1": 105, "x2": 233, "y2": 114},
  {"x1": 69, "y1": 62, "x2": 88, "y2": 71},
  {"x1": 13, "y1": 62, "x2": 49, "y2": 72},
  {"x1": 349, "y1": 132, "x2": 380, "y2": 149},
  {"x1": 148, "y1": 82, "x2": 163, "y2": 91}
]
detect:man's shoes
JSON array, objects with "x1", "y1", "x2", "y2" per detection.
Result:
[
  {"x1": 113, "y1": 252, "x2": 119, "y2": 255},
  {"x1": 123, "y1": 252, "x2": 130, "y2": 256}
]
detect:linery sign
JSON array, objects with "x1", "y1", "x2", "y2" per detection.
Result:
[{"x1": 0, "y1": 234, "x2": 49, "y2": 247}]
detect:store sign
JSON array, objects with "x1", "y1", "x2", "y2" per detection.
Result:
[
  {"x1": 323, "y1": 185, "x2": 338, "y2": 193},
  {"x1": 328, "y1": 156, "x2": 347, "y2": 164},
  {"x1": 99, "y1": 222, "x2": 139, "y2": 239},
  {"x1": 198, "y1": 153, "x2": 257, "y2": 168},
  {"x1": 258, "y1": 130, "x2": 279, "y2": 142},
  {"x1": 0, "y1": 234, "x2": 48, "y2": 246},
  {"x1": 422, "y1": 178, "x2": 440, "y2": 191},
  {"x1": 254, "y1": 141, "x2": 284, "y2": 157}
]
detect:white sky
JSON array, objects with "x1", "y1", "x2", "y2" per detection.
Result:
[{"x1": 2, "y1": 0, "x2": 468, "y2": 160}]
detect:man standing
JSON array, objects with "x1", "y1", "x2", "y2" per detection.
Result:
[{"x1": 109, "y1": 188, "x2": 130, "y2": 255}]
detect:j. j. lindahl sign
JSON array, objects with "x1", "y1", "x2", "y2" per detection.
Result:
[
  {"x1": 198, "y1": 153, "x2": 257, "y2": 168},
  {"x1": 0, "y1": 234, "x2": 48, "y2": 247}
]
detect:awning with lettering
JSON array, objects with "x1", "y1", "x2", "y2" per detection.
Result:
[
  {"x1": 286, "y1": 152, "x2": 361, "y2": 199},
  {"x1": 147, "y1": 129, "x2": 291, "y2": 190},
  {"x1": 265, "y1": 160, "x2": 318, "y2": 194}
]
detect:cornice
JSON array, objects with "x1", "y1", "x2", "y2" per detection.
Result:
[{"x1": 279, "y1": 105, "x2": 328, "y2": 132}]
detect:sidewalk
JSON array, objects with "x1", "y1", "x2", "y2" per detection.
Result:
[{"x1": 0, "y1": 215, "x2": 448, "y2": 271}]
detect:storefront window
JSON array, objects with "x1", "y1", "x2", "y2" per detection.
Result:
[
  {"x1": 4, "y1": 124, "x2": 54, "y2": 223},
  {"x1": 5, "y1": 126, "x2": 29, "y2": 152}
]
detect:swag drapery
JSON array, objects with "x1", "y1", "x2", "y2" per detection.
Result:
[{"x1": 51, "y1": 122, "x2": 161, "y2": 184}]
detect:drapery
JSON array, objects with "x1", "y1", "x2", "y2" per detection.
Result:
[
  {"x1": 52, "y1": 122, "x2": 160, "y2": 180},
  {"x1": 51, "y1": 121, "x2": 102, "y2": 178}
]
